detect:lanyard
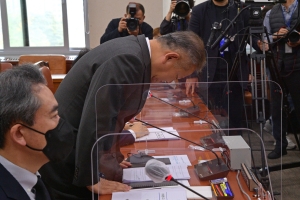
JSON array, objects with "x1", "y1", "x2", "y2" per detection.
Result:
[{"x1": 281, "y1": 1, "x2": 298, "y2": 28}]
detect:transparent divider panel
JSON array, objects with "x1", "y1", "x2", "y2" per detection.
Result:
[{"x1": 90, "y1": 79, "x2": 283, "y2": 199}]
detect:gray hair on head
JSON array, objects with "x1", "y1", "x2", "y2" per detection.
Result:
[
  {"x1": 0, "y1": 63, "x2": 46, "y2": 148},
  {"x1": 156, "y1": 31, "x2": 206, "y2": 72}
]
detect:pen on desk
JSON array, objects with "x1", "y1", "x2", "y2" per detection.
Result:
[
  {"x1": 214, "y1": 184, "x2": 224, "y2": 197},
  {"x1": 210, "y1": 183, "x2": 218, "y2": 196},
  {"x1": 220, "y1": 183, "x2": 227, "y2": 196},
  {"x1": 225, "y1": 182, "x2": 233, "y2": 196}
]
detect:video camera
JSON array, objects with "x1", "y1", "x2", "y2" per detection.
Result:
[
  {"x1": 126, "y1": 3, "x2": 139, "y2": 31},
  {"x1": 174, "y1": 0, "x2": 190, "y2": 17},
  {"x1": 244, "y1": 0, "x2": 287, "y2": 26}
]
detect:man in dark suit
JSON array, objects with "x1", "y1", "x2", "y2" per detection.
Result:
[
  {"x1": 100, "y1": 2, "x2": 153, "y2": 44},
  {"x1": 40, "y1": 31, "x2": 206, "y2": 199},
  {"x1": 0, "y1": 64, "x2": 61, "y2": 200}
]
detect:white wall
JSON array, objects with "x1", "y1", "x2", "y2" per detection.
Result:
[{"x1": 88, "y1": 0, "x2": 206, "y2": 48}]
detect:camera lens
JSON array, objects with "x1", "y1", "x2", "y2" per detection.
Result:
[
  {"x1": 288, "y1": 31, "x2": 300, "y2": 43},
  {"x1": 127, "y1": 18, "x2": 139, "y2": 31},
  {"x1": 174, "y1": 0, "x2": 190, "y2": 17}
]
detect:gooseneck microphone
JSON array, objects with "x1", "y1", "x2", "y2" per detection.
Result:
[
  {"x1": 135, "y1": 118, "x2": 230, "y2": 180},
  {"x1": 145, "y1": 159, "x2": 210, "y2": 200},
  {"x1": 210, "y1": 5, "x2": 250, "y2": 50},
  {"x1": 135, "y1": 117, "x2": 220, "y2": 163},
  {"x1": 150, "y1": 93, "x2": 217, "y2": 128}
]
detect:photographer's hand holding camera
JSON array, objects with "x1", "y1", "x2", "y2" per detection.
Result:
[
  {"x1": 160, "y1": 0, "x2": 194, "y2": 35},
  {"x1": 100, "y1": 2, "x2": 153, "y2": 44}
]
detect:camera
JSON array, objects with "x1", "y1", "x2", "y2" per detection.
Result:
[
  {"x1": 287, "y1": 30, "x2": 300, "y2": 43},
  {"x1": 174, "y1": 0, "x2": 190, "y2": 17},
  {"x1": 126, "y1": 3, "x2": 139, "y2": 31}
]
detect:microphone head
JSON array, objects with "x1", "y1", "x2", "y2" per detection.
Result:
[{"x1": 145, "y1": 159, "x2": 170, "y2": 183}]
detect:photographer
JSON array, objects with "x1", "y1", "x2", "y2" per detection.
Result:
[
  {"x1": 100, "y1": 2, "x2": 153, "y2": 44},
  {"x1": 160, "y1": 0, "x2": 195, "y2": 35},
  {"x1": 263, "y1": 0, "x2": 300, "y2": 159}
]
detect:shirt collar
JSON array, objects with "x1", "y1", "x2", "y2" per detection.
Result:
[
  {"x1": 281, "y1": 0, "x2": 297, "y2": 13},
  {"x1": 145, "y1": 37, "x2": 151, "y2": 58},
  {"x1": 0, "y1": 155, "x2": 38, "y2": 199}
]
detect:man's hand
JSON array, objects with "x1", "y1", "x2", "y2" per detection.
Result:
[
  {"x1": 169, "y1": 0, "x2": 177, "y2": 13},
  {"x1": 118, "y1": 17, "x2": 127, "y2": 32},
  {"x1": 119, "y1": 160, "x2": 132, "y2": 168},
  {"x1": 128, "y1": 122, "x2": 149, "y2": 138},
  {"x1": 273, "y1": 27, "x2": 289, "y2": 39},
  {"x1": 87, "y1": 178, "x2": 131, "y2": 195},
  {"x1": 257, "y1": 40, "x2": 269, "y2": 51},
  {"x1": 185, "y1": 77, "x2": 198, "y2": 96},
  {"x1": 127, "y1": 26, "x2": 139, "y2": 36}
]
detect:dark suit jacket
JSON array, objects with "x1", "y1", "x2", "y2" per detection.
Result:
[
  {"x1": 40, "y1": 35, "x2": 151, "y2": 200},
  {"x1": 189, "y1": 0, "x2": 259, "y2": 86},
  {"x1": 0, "y1": 163, "x2": 31, "y2": 200},
  {"x1": 100, "y1": 18, "x2": 153, "y2": 44}
]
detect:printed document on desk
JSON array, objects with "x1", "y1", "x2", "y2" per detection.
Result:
[
  {"x1": 122, "y1": 164, "x2": 190, "y2": 183},
  {"x1": 112, "y1": 187, "x2": 186, "y2": 200},
  {"x1": 135, "y1": 127, "x2": 180, "y2": 142}
]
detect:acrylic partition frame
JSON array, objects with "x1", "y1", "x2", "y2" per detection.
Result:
[{"x1": 88, "y1": 79, "x2": 283, "y2": 200}]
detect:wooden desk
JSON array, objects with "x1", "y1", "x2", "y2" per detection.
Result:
[{"x1": 97, "y1": 88, "x2": 254, "y2": 200}]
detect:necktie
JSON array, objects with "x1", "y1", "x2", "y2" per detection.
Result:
[{"x1": 32, "y1": 176, "x2": 51, "y2": 200}]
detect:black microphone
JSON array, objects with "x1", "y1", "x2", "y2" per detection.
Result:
[
  {"x1": 145, "y1": 159, "x2": 210, "y2": 200},
  {"x1": 135, "y1": 118, "x2": 230, "y2": 181},
  {"x1": 210, "y1": 5, "x2": 250, "y2": 49},
  {"x1": 219, "y1": 35, "x2": 236, "y2": 52},
  {"x1": 207, "y1": 22, "x2": 221, "y2": 47}
]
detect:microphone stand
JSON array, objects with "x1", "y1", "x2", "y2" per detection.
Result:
[
  {"x1": 211, "y1": 5, "x2": 251, "y2": 49},
  {"x1": 166, "y1": 176, "x2": 210, "y2": 200},
  {"x1": 150, "y1": 94, "x2": 217, "y2": 128},
  {"x1": 135, "y1": 118, "x2": 230, "y2": 181}
]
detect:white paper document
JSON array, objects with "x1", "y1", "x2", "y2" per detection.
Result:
[
  {"x1": 135, "y1": 127, "x2": 180, "y2": 142},
  {"x1": 122, "y1": 164, "x2": 190, "y2": 183},
  {"x1": 153, "y1": 155, "x2": 192, "y2": 166},
  {"x1": 112, "y1": 187, "x2": 187, "y2": 200}
]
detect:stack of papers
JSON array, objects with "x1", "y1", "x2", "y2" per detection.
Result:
[{"x1": 135, "y1": 127, "x2": 180, "y2": 142}]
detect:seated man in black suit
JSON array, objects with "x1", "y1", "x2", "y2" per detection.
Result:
[
  {"x1": 0, "y1": 64, "x2": 74, "y2": 200},
  {"x1": 100, "y1": 2, "x2": 153, "y2": 44}
]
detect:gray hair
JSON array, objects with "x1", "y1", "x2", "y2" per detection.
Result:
[
  {"x1": 156, "y1": 31, "x2": 206, "y2": 72},
  {"x1": 0, "y1": 63, "x2": 46, "y2": 148}
]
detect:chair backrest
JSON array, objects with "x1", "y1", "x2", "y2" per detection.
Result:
[
  {"x1": 19, "y1": 54, "x2": 66, "y2": 74},
  {"x1": 0, "y1": 62, "x2": 13, "y2": 72},
  {"x1": 39, "y1": 65, "x2": 55, "y2": 93}
]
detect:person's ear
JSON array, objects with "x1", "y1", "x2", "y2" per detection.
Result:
[
  {"x1": 10, "y1": 124, "x2": 27, "y2": 146},
  {"x1": 163, "y1": 52, "x2": 180, "y2": 63},
  {"x1": 142, "y1": 15, "x2": 145, "y2": 21}
]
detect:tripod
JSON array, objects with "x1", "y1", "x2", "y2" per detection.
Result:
[{"x1": 227, "y1": 12, "x2": 300, "y2": 196}]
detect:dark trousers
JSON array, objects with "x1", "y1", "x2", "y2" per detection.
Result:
[{"x1": 271, "y1": 70, "x2": 300, "y2": 151}]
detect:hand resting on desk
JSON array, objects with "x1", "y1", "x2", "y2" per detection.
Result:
[
  {"x1": 124, "y1": 122, "x2": 149, "y2": 138},
  {"x1": 86, "y1": 178, "x2": 131, "y2": 195}
]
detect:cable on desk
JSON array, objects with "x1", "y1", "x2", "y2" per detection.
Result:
[{"x1": 236, "y1": 170, "x2": 251, "y2": 200}]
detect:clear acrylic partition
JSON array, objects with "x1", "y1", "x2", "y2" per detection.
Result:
[{"x1": 91, "y1": 80, "x2": 284, "y2": 200}]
